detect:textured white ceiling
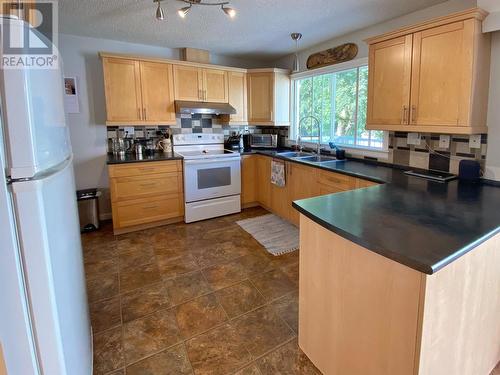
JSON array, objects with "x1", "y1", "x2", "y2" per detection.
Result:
[{"x1": 58, "y1": 0, "x2": 446, "y2": 62}]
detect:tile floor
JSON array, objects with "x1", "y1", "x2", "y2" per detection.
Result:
[{"x1": 82, "y1": 207, "x2": 320, "y2": 375}]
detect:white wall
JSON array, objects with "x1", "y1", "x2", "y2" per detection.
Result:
[
  {"x1": 485, "y1": 31, "x2": 500, "y2": 180},
  {"x1": 274, "y1": 0, "x2": 476, "y2": 70},
  {"x1": 59, "y1": 33, "x2": 263, "y2": 218}
]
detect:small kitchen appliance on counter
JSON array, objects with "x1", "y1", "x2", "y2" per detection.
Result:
[
  {"x1": 173, "y1": 134, "x2": 241, "y2": 223},
  {"x1": 404, "y1": 169, "x2": 457, "y2": 182},
  {"x1": 458, "y1": 160, "x2": 481, "y2": 182},
  {"x1": 224, "y1": 134, "x2": 242, "y2": 151},
  {"x1": 250, "y1": 134, "x2": 278, "y2": 148}
]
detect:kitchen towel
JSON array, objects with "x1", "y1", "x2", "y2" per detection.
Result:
[{"x1": 271, "y1": 159, "x2": 286, "y2": 187}]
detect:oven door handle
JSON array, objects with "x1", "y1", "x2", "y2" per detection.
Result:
[{"x1": 184, "y1": 157, "x2": 241, "y2": 165}]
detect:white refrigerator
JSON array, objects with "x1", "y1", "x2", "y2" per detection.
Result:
[{"x1": 0, "y1": 19, "x2": 92, "y2": 375}]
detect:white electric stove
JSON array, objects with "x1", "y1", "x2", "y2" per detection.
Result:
[{"x1": 173, "y1": 134, "x2": 241, "y2": 223}]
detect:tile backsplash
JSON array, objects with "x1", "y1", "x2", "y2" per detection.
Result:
[
  {"x1": 374, "y1": 132, "x2": 486, "y2": 174},
  {"x1": 107, "y1": 114, "x2": 289, "y2": 149}
]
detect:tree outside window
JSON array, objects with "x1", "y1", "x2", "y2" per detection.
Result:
[{"x1": 295, "y1": 64, "x2": 385, "y2": 150}]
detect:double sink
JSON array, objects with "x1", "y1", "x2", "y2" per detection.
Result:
[{"x1": 275, "y1": 151, "x2": 345, "y2": 167}]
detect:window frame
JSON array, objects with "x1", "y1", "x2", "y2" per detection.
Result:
[{"x1": 290, "y1": 57, "x2": 389, "y2": 155}]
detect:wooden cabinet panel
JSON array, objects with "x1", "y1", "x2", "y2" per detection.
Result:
[
  {"x1": 110, "y1": 172, "x2": 181, "y2": 202},
  {"x1": 203, "y1": 69, "x2": 229, "y2": 103},
  {"x1": 367, "y1": 35, "x2": 413, "y2": 126},
  {"x1": 270, "y1": 161, "x2": 289, "y2": 220},
  {"x1": 365, "y1": 9, "x2": 490, "y2": 134},
  {"x1": 410, "y1": 21, "x2": 472, "y2": 127},
  {"x1": 288, "y1": 163, "x2": 320, "y2": 226},
  {"x1": 248, "y1": 73, "x2": 273, "y2": 123},
  {"x1": 140, "y1": 62, "x2": 175, "y2": 123},
  {"x1": 317, "y1": 170, "x2": 356, "y2": 191},
  {"x1": 113, "y1": 194, "x2": 183, "y2": 229},
  {"x1": 173, "y1": 65, "x2": 203, "y2": 101},
  {"x1": 109, "y1": 161, "x2": 179, "y2": 178},
  {"x1": 241, "y1": 155, "x2": 257, "y2": 205},
  {"x1": 356, "y1": 179, "x2": 379, "y2": 189},
  {"x1": 109, "y1": 161, "x2": 184, "y2": 233},
  {"x1": 256, "y1": 156, "x2": 272, "y2": 208},
  {"x1": 228, "y1": 71, "x2": 248, "y2": 123},
  {"x1": 103, "y1": 58, "x2": 142, "y2": 122}
]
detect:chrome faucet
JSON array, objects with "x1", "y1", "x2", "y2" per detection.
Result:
[{"x1": 298, "y1": 116, "x2": 322, "y2": 155}]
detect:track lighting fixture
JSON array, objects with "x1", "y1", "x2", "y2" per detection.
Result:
[
  {"x1": 154, "y1": 0, "x2": 237, "y2": 20},
  {"x1": 221, "y1": 5, "x2": 236, "y2": 18},
  {"x1": 154, "y1": 0, "x2": 165, "y2": 21},
  {"x1": 178, "y1": 5, "x2": 191, "y2": 18}
]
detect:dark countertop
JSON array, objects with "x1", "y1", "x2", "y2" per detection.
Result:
[
  {"x1": 106, "y1": 152, "x2": 182, "y2": 164},
  {"x1": 242, "y1": 148, "x2": 500, "y2": 275},
  {"x1": 105, "y1": 147, "x2": 500, "y2": 274}
]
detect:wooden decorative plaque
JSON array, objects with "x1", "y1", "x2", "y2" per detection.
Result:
[{"x1": 306, "y1": 43, "x2": 358, "y2": 70}]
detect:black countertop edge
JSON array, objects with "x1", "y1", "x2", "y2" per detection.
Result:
[
  {"x1": 106, "y1": 152, "x2": 183, "y2": 165},
  {"x1": 429, "y1": 227, "x2": 500, "y2": 273},
  {"x1": 292, "y1": 201, "x2": 434, "y2": 274},
  {"x1": 292, "y1": 201, "x2": 500, "y2": 275}
]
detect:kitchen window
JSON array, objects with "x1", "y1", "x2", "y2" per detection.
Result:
[{"x1": 291, "y1": 58, "x2": 387, "y2": 153}]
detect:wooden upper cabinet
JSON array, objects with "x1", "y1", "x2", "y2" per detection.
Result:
[
  {"x1": 140, "y1": 62, "x2": 175, "y2": 123},
  {"x1": 102, "y1": 57, "x2": 176, "y2": 125},
  {"x1": 367, "y1": 35, "x2": 413, "y2": 126},
  {"x1": 227, "y1": 71, "x2": 248, "y2": 123},
  {"x1": 203, "y1": 69, "x2": 229, "y2": 103},
  {"x1": 365, "y1": 8, "x2": 490, "y2": 134},
  {"x1": 173, "y1": 65, "x2": 203, "y2": 101},
  {"x1": 103, "y1": 58, "x2": 143, "y2": 123},
  {"x1": 410, "y1": 21, "x2": 472, "y2": 127},
  {"x1": 247, "y1": 69, "x2": 290, "y2": 126},
  {"x1": 174, "y1": 66, "x2": 229, "y2": 103},
  {"x1": 248, "y1": 72, "x2": 273, "y2": 123}
]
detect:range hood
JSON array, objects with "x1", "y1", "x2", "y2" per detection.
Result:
[{"x1": 175, "y1": 101, "x2": 236, "y2": 116}]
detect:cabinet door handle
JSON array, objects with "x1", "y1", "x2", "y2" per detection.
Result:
[
  {"x1": 138, "y1": 108, "x2": 141, "y2": 120},
  {"x1": 142, "y1": 204, "x2": 159, "y2": 209},
  {"x1": 411, "y1": 105, "x2": 417, "y2": 124},
  {"x1": 143, "y1": 108, "x2": 147, "y2": 120},
  {"x1": 401, "y1": 106, "x2": 408, "y2": 124},
  {"x1": 199, "y1": 89, "x2": 202, "y2": 100}
]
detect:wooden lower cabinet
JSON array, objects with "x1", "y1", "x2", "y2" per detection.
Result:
[
  {"x1": 241, "y1": 155, "x2": 257, "y2": 206},
  {"x1": 241, "y1": 155, "x2": 379, "y2": 226},
  {"x1": 299, "y1": 215, "x2": 500, "y2": 375},
  {"x1": 287, "y1": 163, "x2": 320, "y2": 226},
  {"x1": 255, "y1": 155, "x2": 272, "y2": 209},
  {"x1": 109, "y1": 160, "x2": 184, "y2": 234}
]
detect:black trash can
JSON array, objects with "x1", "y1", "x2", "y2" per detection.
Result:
[{"x1": 77, "y1": 189, "x2": 101, "y2": 233}]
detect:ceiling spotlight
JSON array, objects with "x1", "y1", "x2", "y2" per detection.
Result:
[
  {"x1": 178, "y1": 5, "x2": 191, "y2": 18},
  {"x1": 155, "y1": 0, "x2": 165, "y2": 21},
  {"x1": 222, "y1": 5, "x2": 236, "y2": 18}
]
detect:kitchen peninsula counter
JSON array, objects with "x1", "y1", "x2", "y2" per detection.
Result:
[{"x1": 285, "y1": 157, "x2": 500, "y2": 375}]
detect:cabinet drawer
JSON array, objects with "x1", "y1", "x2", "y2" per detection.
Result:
[
  {"x1": 110, "y1": 172, "x2": 181, "y2": 202},
  {"x1": 318, "y1": 171, "x2": 355, "y2": 191},
  {"x1": 356, "y1": 179, "x2": 379, "y2": 189},
  {"x1": 113, "y1": 194, "x2": 183, "y2": 229},
  {"x1": 318, "y1": 183, "x2": 346, "y2": 196},
  {"x1": 109, "y1": 161, "x2": 180, "y2": 178}
]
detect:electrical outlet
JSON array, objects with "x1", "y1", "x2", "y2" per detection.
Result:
[
  {"x1": 439, "y1": 135, "x2": 450, "y2": 149},
  {"x1": 124, "y1": 127, "x2": 135, "y2": 138},
  {"x1": 407, "y1": 133, "x2": 421, "y2": 146},
  {"x1": 469, "y1": 134, "x2": 481, "y2": 149}
]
